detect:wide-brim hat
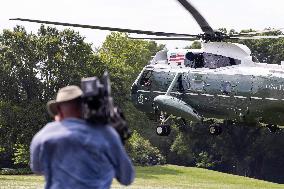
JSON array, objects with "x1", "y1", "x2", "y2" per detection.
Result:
[{"x1": 47, "y1": 85, "x2": 83, "y2": 117}]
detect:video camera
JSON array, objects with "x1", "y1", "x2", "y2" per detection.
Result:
[{"x1": 80, "y1": 71, "x2": 131, "y2": 143}]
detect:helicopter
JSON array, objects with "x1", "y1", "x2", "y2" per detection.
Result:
[{"x1": 10, "y1": 0, "x2": 284, "y2": 136}]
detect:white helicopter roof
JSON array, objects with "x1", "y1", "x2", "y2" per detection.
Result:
[
  {"x1": 167, "y1": 48, "x2": 202, "y2": 54},
  {"x1": 165, "y1": 42, "x2": 252, "y2": 62},
  {"x1": 150, "y1": 42, "x2": 254, "y2": 67},
  {"x1": 202, "y1": 42, "x2": 252, "y2": 61}
]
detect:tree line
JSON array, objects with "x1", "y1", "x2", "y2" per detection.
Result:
[{"x1": 0, "y1": 26, "x2": 283, "y2": 183}]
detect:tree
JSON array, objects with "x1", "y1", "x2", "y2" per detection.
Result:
[
  {"x1": 126, "y1": 131, "x2": 165, "y2": 166},
  {"x1": 0, "y1": 25, "x2": 99, "y2": 167},
  {"x1": 36, "y1": 25, "x2": 100, "y2": 100},
  {"x1": 225, "y1": 28, "x2": 284, "y2": 64},
  {"x1": 185, "y1": 41, "x2": 201, "y2": 49}
]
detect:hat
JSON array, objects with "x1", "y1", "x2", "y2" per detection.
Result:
[{"x1": 47, "y1": 85, "x2": 83, "y2": 117}]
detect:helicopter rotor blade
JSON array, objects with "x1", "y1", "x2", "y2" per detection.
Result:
[
  {"x1": 128, "y1": 36, "x2": 199, "y2": 41},
  {"x1": 230, "y1": 28, "x2": 284, "y2": 37},
  {"x1": 231, "y1": 35, "x2": 284, "y2": 40},
  {"x1": 10, "y1": 18, "x2": 197, "y2": 37},
  {"x1": 176, "y1": 0, "x2": 214, "y2": 35}
]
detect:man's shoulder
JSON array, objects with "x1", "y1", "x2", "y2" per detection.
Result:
[
  {"x1": 42, "y1": 121, "x2": 69, "y2": 135},
  {"x1": 65, "y1": 119, "x2": 118, "y2": 136},
  {"x1": 32, "y1": 119, "x2": 120, "y2": 147},
  {"x1": 68, "y1": 122, "x2": 122, "y2": 147},
  {"x1": 90, "y1": 124, "x2": 120, "y2": 139},
  {"x1": 37, "y1": 119, "x2": 88, "y2": 141},
  {"x1": 32, "y1": 121, "x2": 70, "y2": 144}
]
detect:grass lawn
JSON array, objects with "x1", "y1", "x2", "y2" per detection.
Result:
[{"x1": 0, "y1": 165, "x2": 283, "y2": 189}]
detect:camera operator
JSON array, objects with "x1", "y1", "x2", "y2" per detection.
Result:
[{"x1": 30, "y1": 85, "x2": 135, "y2": 189}]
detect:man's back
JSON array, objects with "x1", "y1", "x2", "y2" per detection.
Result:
[{"x1": 30, "y1": 118, "x2": 134, "y2": 189}]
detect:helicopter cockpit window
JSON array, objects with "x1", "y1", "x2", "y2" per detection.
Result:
[
  {"x1": 184, "y1": 52, "x2": 204, "y2": 68},
  {"x1": 139, "y1": 70, "x2": 153, "y2": 86},
  {"x1": 203, "y1": 53, "x2": 241, "y2": 69}
]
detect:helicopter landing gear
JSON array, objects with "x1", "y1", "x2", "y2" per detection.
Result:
[
  {"x1": 156, "y1": 124, "x2": 171, "y2": 136},
  {"x1": 209, "y1": 124, "x2": 222, "y2": 135},
  {"x1": 155, "y1": 111, "x2": 175, "y2": 136}
]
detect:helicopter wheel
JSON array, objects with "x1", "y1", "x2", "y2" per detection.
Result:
[
  {"x1": 209, "y1": 125, "x2": 222, "y2": 135},
  {"x1": 156, "y1": 124, "x2": 171, "y2": 136}
]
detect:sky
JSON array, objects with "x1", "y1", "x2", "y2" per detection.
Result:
[{"x1": 1, "y1": 0, "x2": 284, "y2": 49}]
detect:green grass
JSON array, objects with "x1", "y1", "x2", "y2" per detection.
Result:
[{"x1": 0, "y1": 165, "x2": 283, "y2": 189}]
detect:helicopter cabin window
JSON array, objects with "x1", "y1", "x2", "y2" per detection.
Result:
[
  {"x1": 203, "y1": 53, "x2": 241, "y2": 68},
  {"x1": 184, "y1": 52, "x2": 204, "y2": 68},
  {"x1": 185, "y1": 52, "x2": 241, "y2": 69},
  {"x1": 139, "y1": 70, "x2": 153, "y2": 86}
]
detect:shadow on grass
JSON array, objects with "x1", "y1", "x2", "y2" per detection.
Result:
[{"x1": 136, "y1": 165, "x2": 184, "y2": 179}]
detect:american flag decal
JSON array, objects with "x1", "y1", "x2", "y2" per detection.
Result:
[{"x1": 169, "y1": 53, "x2": 185, "y2": 62}]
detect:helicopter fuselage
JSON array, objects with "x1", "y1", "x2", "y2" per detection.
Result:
[{"x1": 130, "y1": 42, "x2": 284, "y2": 126}]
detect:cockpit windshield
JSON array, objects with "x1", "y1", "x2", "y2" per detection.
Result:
[
  {"x1": 139, "y1": 70, "x2": 153, "y2": 86},
  {"x1": 185, "y1": 52, "x2": 241, "y2": 69}
]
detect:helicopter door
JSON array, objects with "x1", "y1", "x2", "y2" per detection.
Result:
[
  {"x1": 185, "y1": 52, "x2": 204, "y2": 68},
  {"x1": 173, "y1": 74, "x2": 189, "y2": 93},
  {"x1": 232, "y1": 74, "x2": 253, "y2": 118},
  {"x1": 182, "y1": 72, "x2": 208, "y2": 112}
]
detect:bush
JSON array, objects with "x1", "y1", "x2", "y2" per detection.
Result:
[
  {"x1": 195, "y1": 151, "x2": 217, "y2": 169},
  {"x1": 126, "y1": 131, "x2": 166, "y2": 166},
  {"x1": 13, "y1": 143, "x2": 29, "y2": 166},
  {"x1": 0, "y1": 168, "x2": 32, "y2": 175}
]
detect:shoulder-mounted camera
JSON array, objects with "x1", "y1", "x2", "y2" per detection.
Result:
[{"x1": 81, "y1": 71, "x2": 131, "y2": 143}]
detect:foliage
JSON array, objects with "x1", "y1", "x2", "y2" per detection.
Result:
[
  {"x1": 195, "y1": 151, "x2": 217, "y2": 169},
  {"x1": 126, "y1": 131, "x2": 166, "y2": 166},
  {"x1": 0, "y1": 25, "x2": 98, "y2": 166},
  {"x1": 170, "y1": 132, "x2": 194, "y2": 166},
  {"x1": 36, "y1": 25, "x2": 99, "y2": 96},
  {"x1": 0, "y1": 168, "x2": 32, "y2": 175},
  {"x1": 0, "y1": 28, "x2": 162, "y2": 167},
  {"x1": 169, "y1": 122, "x2": 284, "y2": 183},
  {"x1": 241, "y1": 37, "x2": 284, "y2": 64},
  {"x1": 185, "y1": 41, "x2": 201, "y2": 49},
  {"x1": 13, "y1": 143, "x2": 29, "y2": 166},
  {"x1": 0, "y1": 147, "x2": 4, "y2": 153},
  {"x1": 221, "y1": 28, "x2": 284, "y2": 64}
]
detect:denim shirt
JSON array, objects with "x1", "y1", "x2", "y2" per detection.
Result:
[{"x1": 30, "y1": 118, "x2": 135, "y2": 189}]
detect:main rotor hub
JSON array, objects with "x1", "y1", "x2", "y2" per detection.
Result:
[{"x1": 201, "y1": 31, "x2": 228, "y2": 42}]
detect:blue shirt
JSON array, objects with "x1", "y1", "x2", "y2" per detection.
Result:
[{"x1": 30, "y1": 118, "x2": 135, "y2": 189}]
